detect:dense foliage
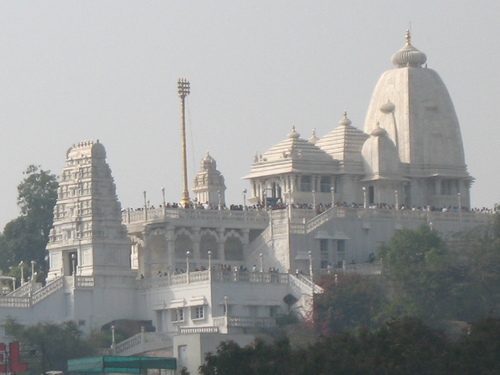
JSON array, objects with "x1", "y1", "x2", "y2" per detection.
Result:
[
  {"x1": 200, "y1": 317, "x2": 500, "y2": 375},
  {"x1": 315, "y1": 273, "x2": 387, "y2": 334},
  {"x1": 379, "y1": 221, "x2": 500, "y2": 323},
  {"x1": 5, "y1": 318, "x2": 95, "y2": 375},
  {"x1": 0, "y1": 165, "x2": 58, "y2": 283},
  {"x1": 313, "y1": 214, "x2": 499, "y2": 338}
]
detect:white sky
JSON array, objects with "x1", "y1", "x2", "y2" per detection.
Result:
[{"x1": 0, "y1": 1, "x2": 498, "y2": 228}]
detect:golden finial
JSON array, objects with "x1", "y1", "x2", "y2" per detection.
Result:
[{"x1": 405, "y1": 29, "x2": 411, "y2": 46}]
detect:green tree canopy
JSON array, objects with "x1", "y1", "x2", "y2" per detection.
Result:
[
  {"x1": 5, "y1": 318, "x2": 95, "y2": 375},
  {"x1": 0, "y1": 165, "x2": 58, "y2": 282},
  {"x1": 378, "y1": 219, "x2": 500, "y2": 323},
  {"x1": 315, "y1": 273, "x2": 388, "y2": 334},
  {"x1": 200, "y1": 317, "x2": 500, "y2": 375}
]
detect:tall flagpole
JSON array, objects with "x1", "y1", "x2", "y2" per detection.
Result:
[{"x1": 178, "y1": 78, "x2": 191, "y2": 207}]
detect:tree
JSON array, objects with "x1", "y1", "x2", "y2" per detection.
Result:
[
  {"x1": 17, "y1": 165, "x2": 59, "y2": 239},
  {"x1": 378, "y1": 225, "x2": 459, "y2": 322},
  {"x1": 200, "y1": 338, "x2": 294, "y2": 375},
  {"x1": 314, "y1": 273, "x2": 388, "y2": 334},
  {"x1": 0, "y1": 165, "x2": 58, "y2": 281},
  {"x1": 449, "y1": 213, "x2": 500, "y2": 320},
  {"x1": 378, "y1": 220, "x2": 500, "y2": 323},
  {"x1": 199, "y1": 318, "x2": 457, "y2": 375},
  {"x1": 359, "y1": 317, "x2": 450, "y2": 375},
  {"x1": 5, "y1": 318, "x2": 95, "y2": 375},
  {"x1": 449, "y1": 316, "x2": 500, "y2": 375}
]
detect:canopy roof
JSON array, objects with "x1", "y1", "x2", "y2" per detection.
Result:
[{"x1": 68, "y1": 356, "x2": 176, "y2": 373}]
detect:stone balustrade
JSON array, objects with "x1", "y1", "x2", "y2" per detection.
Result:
[
  {"x1": 122, "y1": 207, "x2": 269, "y2": 226},
  {"x1": 136, "y1": 269, "x2": 290, "y2": 290}
]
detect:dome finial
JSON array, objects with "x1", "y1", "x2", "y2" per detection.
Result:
[
  {"x1": 339, "y1": 111, "x2": 352, "y2": 126},
  {"x1": 288, "y1": 125, "x2": 300, "y2": 139},
  {"x1": 309, "y1": 128, "x2": 319, "y2": 144},
  {"x1": 391, "y1": 30, "x2": 427, "y2": 68}
]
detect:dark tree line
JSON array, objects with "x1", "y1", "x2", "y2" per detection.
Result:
[{"x1": 200, "y1": 316, "x2": 500, "y2": 375}]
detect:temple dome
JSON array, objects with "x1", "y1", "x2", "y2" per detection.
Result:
[
  {"x1": 361, "y1": 123, "x2": 402, "y2": 181},
  {"x1": 364, "y1": 32, "x2": 469, "y2": 178},
  {"x1": 316, "y1": 112, "x2": 369, "y2": 174},
  {"x1": 245, "y1": 125, "x2": 336, "y2": 179},
  {"x1": 391, "y1": 30, "x2": 427, "y2": 68}
]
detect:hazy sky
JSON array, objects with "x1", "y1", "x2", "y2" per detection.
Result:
[{"x1": 0, "y1": 1, "x2": 498, "y2": 228}]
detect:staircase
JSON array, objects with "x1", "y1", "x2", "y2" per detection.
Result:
[{"x1": 109, "y1": 331, "x2": 173, "y2": 356}]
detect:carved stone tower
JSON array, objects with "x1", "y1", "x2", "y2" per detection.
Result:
[
  {"x1": 46, "y1": 140, "x2": 133, "y2": 281},
  {"x1": 192, "y1": 152, "x2": 226, "y2": 206}
]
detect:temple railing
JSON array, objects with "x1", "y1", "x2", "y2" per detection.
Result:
[
  {"x1": 113, "y1": 331, "x2": 173, "y2": 356},
  {"x1": 0, "y1": 276, "x2": 95, "y2": 308},
  {"x1": 179, "y1": 326, "x2": 220, "y2": 334},
  {"x1": 294, "y1": 207, "x2": 493, "y2": 235},
  {"x1": 123, "y1": 207, "x2": 269, "y2": 226},
  {"x1": 136, "y1": 269, "x2": 290, "y2": 290},
  {"x1": 212, "y1": 315, "x2": 277, "y2": 328}
]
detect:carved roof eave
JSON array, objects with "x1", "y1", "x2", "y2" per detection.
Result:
[
  {"x1": 244, "y1": 160, "x2": 338, "y2": 180},
  {"x1": 360, "y1": 175, "x2": 410, "y2": 182}
]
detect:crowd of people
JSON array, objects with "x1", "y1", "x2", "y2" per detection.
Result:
[{"x1": 124, "y1": 199, "x2": 497, "y2": 215}]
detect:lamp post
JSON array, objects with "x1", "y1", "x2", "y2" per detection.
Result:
[
  {"x1": 143, "y1": 190, "x2": 148, "y2": 220},
  {"x1": 111, "y1": 325, "x2": 116, "y2": 354},
  {"x1": 330, "y1": 186, "x2": 335, "y2": 208},
  {"x1": 186, "y1": 251, "x2": 191, "y2": 274},
  {"x1": 31, "y1": 260, "x2": 36, "y2": 282},
  {"x1": 458, "y1": 192, "x2": 462, "y2": 224},
  {"x1": 259, "y1": 253, "x2": 263, "y2": 273},
  {"x1": 243, "y1": 189, "x2": 247, "y2": 210},
  {"x1": 395, "y1": 189, "x2": 399, "y2": 210},
  {"x1": 363, "y1": 187, "x2": 367, "y2": 209},
  {"x1": 312, "y1": 189, "x2": 316, "y2": 211},
  {"x1": 178, "y1": 78, "x2": 191, "y2": 207},
  {"x1": 71, "y1": 253, "x2": 76, "y2": 276},
  {"x1": 308, "y1": 251, "x2": 314, "y2": 281},
  {"x1": 19, "y1": 261, "x2": 24, "y2": 286}
]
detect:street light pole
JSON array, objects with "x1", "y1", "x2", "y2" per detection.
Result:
[
  {"x1": 363, "y1": 187, "x2": 367, "y2": 209},
  {"x1": 395, "y1": 189, "x2": 399, "y2": 210},
  {"x1": 178, "y1": 78, "x2": 191, "y2": 207},
  {"x1": 312, "y1": 189, "x2": 316, "y2": 211},
  {"x1": 31, "y1": 260, "x2": 36, "y2": 282},
  {"x1": 19, "y1": 261, "x2": 24, "y2": 286},
  {"x1": 458, "y1": 192, "x2": 462, "y2": 224},
  {"x1": 259, "y1": 253, "x2": 263, "y2": 273}
]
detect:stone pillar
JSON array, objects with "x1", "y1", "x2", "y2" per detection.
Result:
[
  {"x1": 166, "y1": 224, "x2": 176, "y2": 275},
  {"x1": 217, "y1": 227, "x2": 225, "y2": 263},
  {"x1": 142, "y1": 228, "x2": 152, "y2": 278},
  {"x1": 192, "y1": 227, "x2": 201, "y2": 269}
]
